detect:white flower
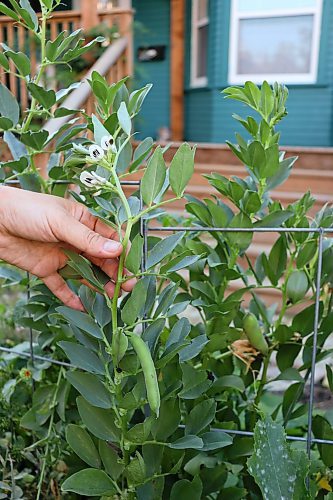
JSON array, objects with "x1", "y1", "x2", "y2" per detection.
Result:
[
  {"x1": 101, "y1": 135, "x2": 117, "y2": 153},
  {"x1": 89, "y1": 144, "x2": 105, "y2": 161},
  {"x1": 80, "y1": 171, "x2": 107, "y2": 188}
]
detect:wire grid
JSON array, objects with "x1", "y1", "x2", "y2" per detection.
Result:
[{"x1": 1, "y1": 180, "x2": 333, "y2": 467}]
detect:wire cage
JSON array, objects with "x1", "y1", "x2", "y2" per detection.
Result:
[{"x1": 1, "y1": 179, "x2": 333, "y2": 488}]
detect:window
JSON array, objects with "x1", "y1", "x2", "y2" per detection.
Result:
[
  {"x1": 228, "y1": 0, "x2": 323, "y2": 84},
  {"x1": 191, "y1": 0, "x2": 209, "y2": 87}
]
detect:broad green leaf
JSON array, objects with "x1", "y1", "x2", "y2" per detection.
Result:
[
  {"x1": 28, "y1": 83, "x2": 56, "y2": 110},
  {"x1": 61, "y1": 469, "x2": 115, "y2": 496},
  {"x1": 0, "y1": 83, "x2": 19, "y2": 125},
  {"x1": 141, "y1": 146, "x2": 166, "y2": 205},
  {"x1": 169, "y1": 143, "x2": 195, "y2": 196},
  {"x1": 170, "y1": 476, "x2": 203, "y2": 500},
  {"x1": 126, "y1": 234, "x2": 144, "y2": 274},
  {"x1": 160, "y1": 253, "x2": 201, "y2": 274},
  {"x1": 151, "y1": 399, "x2": 181, "y2": 440},
  {"x1": 99, "y1": 440, "x2": 124, "y2": 480},
  {"x1": 58, "y1": 341, "x2": 104, "y2": 375},
  {"x1": 66, "y1": 371, "x2": 112, "y2": 409},
  {"x1": 21, "y1": 131, "x2": 49, "y2": 151},
  {"x1": 201, "y1": 431, "x2": 233, "y2": 451},
  {"x1": 312, "y1": 415, "x2": 333, "y2": 467},
  {"x1": 57, "y1": 306, "x2": 103, "y2": 339},
  {"x1": 227, "y1": 213, "x2": 253, "y2": 251},
  {"x1": 66, "y1": 424, "x2": 101, "y2": 468},
  {"x1": 77, "y1": 396, "x2": 120, "y2": 442},
  {"x1": 92, "y1": 114, "x2": 110, "y2": 145},
  {"x1": 179, "y1": 334, "x2": 208, "y2": 362},
  {"x1": 117, "y1": 101, "x2": 131, "y2": 135},
  {"x1": 126, "y1": 451, "x2": 146, "y2": 486},
  {"x1": 20, "y1": 0, "x2": 38, "y2": 30},
  {"x1": 130, "y1": 136, "x2": 154, "y2": 171},
  {"x1": 186, "y1": 399, "x2": 216, "y2": 435},
  {"x1": 128, "y1": 83, "x2": 152, "y2": 114},
  {"x1": 169, "y1": 435, "x2": 203, "y2": 450},
  {"x1": 146, "y1": 231, "x2": 185, "y2": 269},
  {"x1": 142, "y1": 318, "x2": 165, "y2": 353},
  {"x1": 247, "y1": 415, "x2": 310, "y2": 500},
  {"x1": 121, "y1": 277, "x2": 149, "y2": 325},
  {"x1": 255, "y1": 210, "x2": 293, "y2": 228},
  {"x1": 92, "y1": 294, "x2": 111, "y2": 328},
  {"x1": 247, "y1": 141, "x2": 266, "y2": 176},
  {"x1": 4, "y1": 49, "x2": 30, "y2": 76}
]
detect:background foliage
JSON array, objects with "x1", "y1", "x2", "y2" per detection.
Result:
[{"x1": 0, "y1": 1, "x2": 333, "y2": 499}]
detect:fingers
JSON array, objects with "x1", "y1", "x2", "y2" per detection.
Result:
[
  {"x1": 58, "y1": 215, "x2": 123, "y2": 259},
  {"x1": 42, "y1": 273, "x2": 84, "y2": 311}
]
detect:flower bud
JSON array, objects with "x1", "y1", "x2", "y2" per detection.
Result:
[{"x1": 89, "y1": 144, "x2": 105, "y2": 161}]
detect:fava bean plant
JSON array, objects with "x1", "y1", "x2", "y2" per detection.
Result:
[{"x1": 1, "y1": 1, "x2": 333, "y2": 499}]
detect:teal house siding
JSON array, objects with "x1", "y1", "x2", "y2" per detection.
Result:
[
  {"x1": 133, "y1": 0, "x2": 333, "y2": 146},
  {"x1": 132, "y1": 0, "x2": 170, "y2": 140}
]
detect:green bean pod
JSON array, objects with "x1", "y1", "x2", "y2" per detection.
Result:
[
  {"x1": 243, "y1": 313, "x2": 268, "y2": 355},
  {"x1": 129, "y1": 333, "x2": 160, "y2": 416}
]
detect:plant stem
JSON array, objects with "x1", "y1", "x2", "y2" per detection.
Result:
[{"x1": 36, "y1": 368, "x2": 63, "y2": 500}]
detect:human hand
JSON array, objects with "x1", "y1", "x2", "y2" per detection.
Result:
[{"x1": 0, "y1": 187, "x2": 136, "y2": 310}]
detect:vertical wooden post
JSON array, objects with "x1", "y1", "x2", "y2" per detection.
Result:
[
  {"x1": 82, "y1": 0, "x2": 99, "y2": 30},
  {"x1": 170, "y1": 0, "x2": 185, "y2": 141}
]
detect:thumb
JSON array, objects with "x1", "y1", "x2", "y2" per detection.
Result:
[{"x1": 60, "y1": 216, "x2": 123, "y2": 258}]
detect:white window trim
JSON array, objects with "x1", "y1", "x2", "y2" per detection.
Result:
[
  {"x1": 228, "y1": 0, "x2": 323, "y2": 85},
  {"x1": 191, "y1": 0, "x2": 209, "y2": 88}
]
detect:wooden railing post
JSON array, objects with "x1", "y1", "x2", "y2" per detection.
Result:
[
  {"x1": 170, "y1": 0, "x2": 185, "y2": 141},
  {"x1": 82, "y1": 0, "x2": 99, "y2": 30}
]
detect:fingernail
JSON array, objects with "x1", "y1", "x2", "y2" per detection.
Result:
[{"x1": 103, "y1": 240, "x2": 122, "y2": 253}]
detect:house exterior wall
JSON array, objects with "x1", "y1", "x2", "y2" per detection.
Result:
[
  {"x1": 132, "y1": 0, "x2": 170, "y2": 140},
  {"x1": 184, "y1": 0, "x2": 333, "y2": 147}
]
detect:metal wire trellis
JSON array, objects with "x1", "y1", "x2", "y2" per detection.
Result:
[{"x1": 1, "y1": 179, "x2": 333, "y2": 471}]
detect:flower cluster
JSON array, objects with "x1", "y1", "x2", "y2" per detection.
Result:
[{"x1": 80, "y1": 135, "x2": 116, "y2": 188}]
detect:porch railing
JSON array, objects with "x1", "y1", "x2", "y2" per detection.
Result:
[{"x1": 0, "y1": 7, "x2": 133, "y2": 111}]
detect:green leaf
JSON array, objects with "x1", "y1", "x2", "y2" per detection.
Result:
[
  {"x1": 260, "y1": 81, "x2": 274, "y2": 119},
  {"x1": 201, "y1": 430, "x2": 233, "y2": 451},
  {"x1": 170, "y1": 476, "x2": 203, "y2": 500},
  {"x1": 3, "y1": 49, "x2": 30, "y2": 76},
  {"x1": 169, "y1": 143, "x2": 195, "y2": 196},
  {"x1": 121, "y1": 277, "x2": 149, "y2": 325},
  {"x1": 21, "y1": 130, "x2": 49, "y2": 151},
  {"x1": 169, "y1": 435, "x2": 203, "y2": 450},
  {"x1": 117, "y1": 101, "x2": 131, "y2": 135},
  {"x1": 147, "y1": 231, "x2": 185, "y2": 269},
  {"x1": 186, "y1": 399, "x2": 216, "y2": 435},
  {"x1": 227, "y1": 213, "x2": 253, "y2": 251},
  {"x1": 247, "y1": 415, "x2": 310, "y2": 500},
  {"x1": 130, "y1": 137, "x2": 154, "y2": 171},
  {"x1": 0, "y1": 3, "x2": 19, "y2": 21},
  {"x1": 247, "y1": 141, "x2": 266, "y2": 176},
  {"x1": 66, "y1": 371, "x2": 112, "y2": 409},
  {"x1": 99, "y1": 440, "x2": 124, "y2": 480},
  {"x1": 58, "y1": 341, "x2": 104, "y2": 375},
  {"x1": 126, "y1": 451, "x2": 146, "y2": 486},
  {"x1": 141, "y1": 146, "x2": 166, "y2": 205},
  {"x1": 142, "y1": 318, "x2": 165, "y2": 353},
  {"x1": 178, "y1": 334, "x2": 208, "y2": 362},
  {"x1": 66, "y1": 424, "x2": 101, "y2": 468},
  {"x1": 126, "y1": 234, "x2": 144, "y2": 274},
  {"x1": 28, "y1": 83, "x2": 56, "y2": 110},
  {"x1": 77, "y1": 396, "x2": 120, "y2": 442},
  {"x1": 57, "y1": 306, "x2": 103, "y2": 339},
  {"x1": 92, "y1": 114, "x2": 110, "y2": 145},
  {"x1": 20, "y1": 0, "x2": 38, "y2": 30},
  {"x1": 0, "y1": 83, "x2": 19, "y2": 125},
  {"x1": 312, "y1": 416, "x2": 333, "y2": 466},
  {"x1": 61, "y1": 469, "x2": 115, "y2": 496}
]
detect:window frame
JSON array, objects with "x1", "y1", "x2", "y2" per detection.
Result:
[
  {"x1": 191, "y1": 0, "x2": 209, "y2": 88},
  {"x1": 228, "y1": 0, "x2": 323, "y2": 85}
]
